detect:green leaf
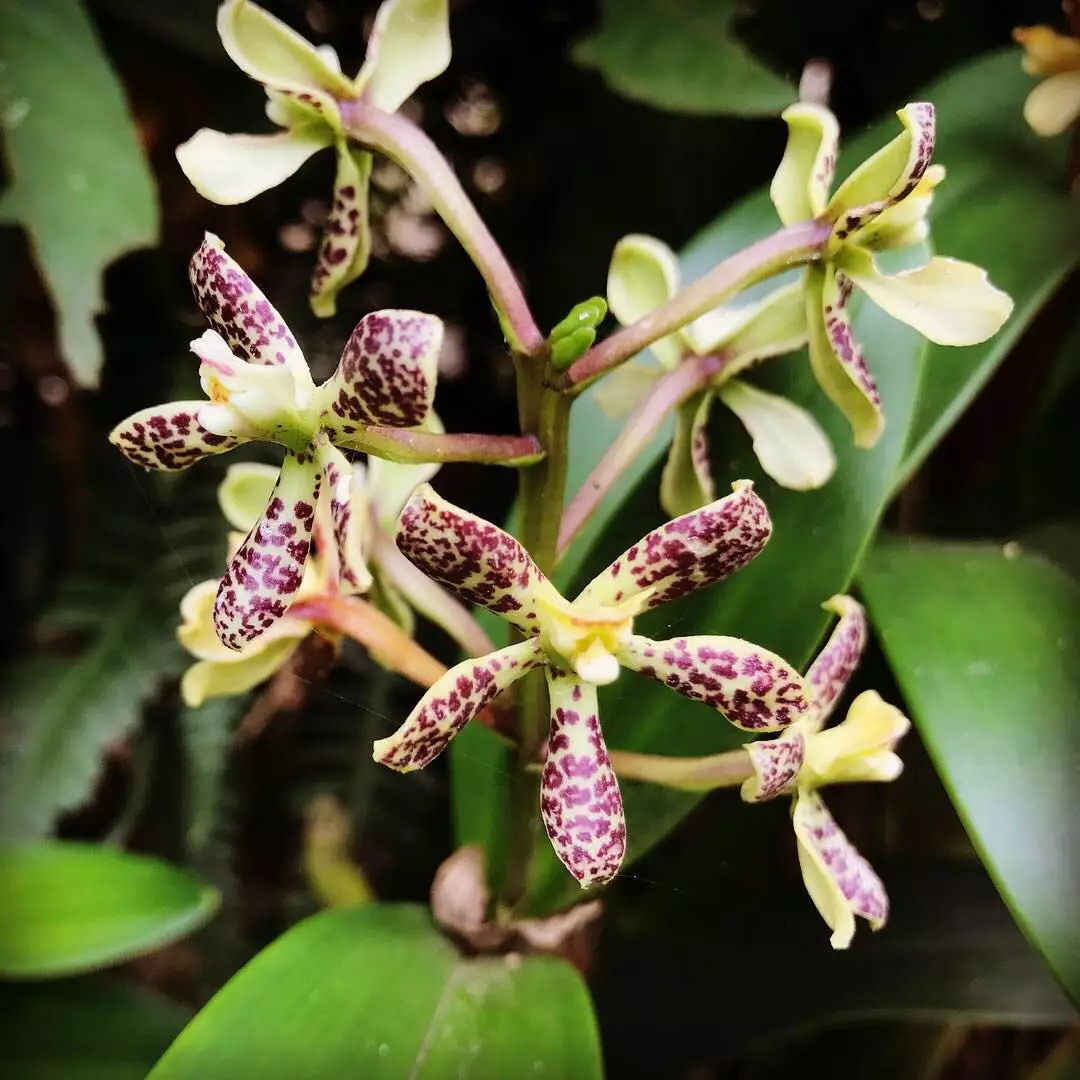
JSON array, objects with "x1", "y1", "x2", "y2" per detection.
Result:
[
  {"x1": 0, "y1": 976, "x2": 191, "y2": 1080},
  {"x1": 894, "y1": 49, "x2": 1080, "y2": 488},
  {"x1": 148, "y1": 904, "x2": 603, "y2": 1078},
  {"x1": 860, "y1": 539, "x2": 1080, "y2": 1006},
  {"x1": 0, "y1": 0, "x2": 159, "y2": 387},
  {"x1": 179, "y1": 696, "x2": 244, "y2": 858},
  {"x1": 0, "y1": 842, "x2": 218, "y2": 977},
  {"x1": 573, "y1": 0, "x2": 794, "y2": 117}
]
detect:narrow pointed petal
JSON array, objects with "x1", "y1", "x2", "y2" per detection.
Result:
[
  {"x1": 318, "y1": 309, "x2": 442, "y2": 431},
  {"x1": 355, "y1": 0, "x2": 452, "y2": 113},
  {"x1": 659, "y1": 390, "x2": 716, "y2": 518},
  {"x1": 176, "y1": 127, "x2": 331, "y2": 206},
  {"x1": 805, "y1": 264, "x2": 883, "y2": 449},
  {"x1": 541, "y1": 670, "x2": 626, "y2": 888},
  {"x1": 190, "y1": 235, "x2": 310, "y2": 379},
  {"x1": 217, "y1": 462, "x2": 281, "y2": 533},
  {"x1": 606, "y1": 234, "x2": 685, "y2": 370},
  {"x1": 319, "y1": 443, "x2": 374, "y2": 593},
  {"x1": 309, "y1": 144, "x2": 374, "y2": 318},
  {"x1": 827, "y1": 102, "x2": 935, "y2": 234},
  {"x1": 214, "y1": 450, "x2": 322, "y2": 649},
  {"x1": 578, "y1": 480, "x2": 771, "y2": 611},
  {"x1": 180, "y1": 637, "x2": 304, "y2": 708},
  {"x1": 1023, "y1": 70, "x2": 1080, "y2": 134},
  {"x1": 372, "y1": 639, "x2": 544, "y2": 771},
  {"x1": 395, "y1": 484, "x2": 553, "y2": 633},
  {"x1": 617, "y1": 634, "x2": 811, "y2": 732},
  {"x1": 689, "y1": 280, "x2": 808, "y2": 367},
  {"x1": 804, "y1": 690, "x2": 909, "y2": 786},
  {"x1": 741, "y1": 730, "x2": 805, "y2": 802},
  {"x1": 718, "y1": 380, "x2": 835, "y2": 492},
  {"x1": 805, "y1": 594, "x2": 868, "y2": 727},
  {"x1": 850, "y1": 164, "x2": 944, "y2": 252},
  {"x1": 793, "y1": 790, "x2": 888, "y2": 949},
  {"x1": 840, "y1": 248, "x2": 1014, "y2": 346},
  {"x1": 109, "y1": 400, "x2": 242, "y2": 471},
  {"x1": 770, "y1": 102, "x2": 840, "y2": 226},
  {"x1": 1014, "y1": 25, "x2": 1080, "y2": 76}
]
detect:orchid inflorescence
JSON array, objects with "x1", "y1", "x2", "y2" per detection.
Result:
[{"x1": 110, "y1": 0, "x2": 1018, "y2": 946}]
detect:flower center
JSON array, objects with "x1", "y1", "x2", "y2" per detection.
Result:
[{"x1": 535, "y1": 591, "x2": 648, "y2": 686}]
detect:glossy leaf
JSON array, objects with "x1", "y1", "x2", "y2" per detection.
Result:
[
  {"x1": 0, "y1": 842, "x2": 218, "y2": 977},
  {"x1": 861, "y1": 540, "x2": 1080, "y2": 1006},
  {"x1": 0, "y1": 0, "x2": 159, "y2": 386},
  {"x1": 573, "y1": 0, "x2": 794, "y2": 117},
  {"x1": 149, "y1": 904, "x2": 603, "y2": 1078}
]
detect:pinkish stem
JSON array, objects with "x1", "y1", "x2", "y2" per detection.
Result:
[{"x1": 338, "y1": 425, "x2": 544, "y2": 466}]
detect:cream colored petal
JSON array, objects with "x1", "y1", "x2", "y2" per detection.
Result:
[
  {"x1": 606, "y1": 234, "x2": 685, "y2": 370},
  {"x1": 218, "y1": 462, "x2": 281, "y2": 534},
  {"x1": 804, "y1": 690, "x2": 910, "y2": 786},
  {"x1": 770, "y1": 102, "x2": 840, "y2": 225},
  {"x1": 180, "y1": 636, "x2": 303, "y2": 708},
  {"x1": 1023, "y1": 69, "x2": 1080, "y2": 135},
  {"x1": 659, "y1": 390, "x2": 716, "y2": 517},
  {"x1": 592, "y1": 360, "x2": 663, "y2": 420},
  {"x1": 1013, "y1": 26, "x2": 1080, "y2": 76}
]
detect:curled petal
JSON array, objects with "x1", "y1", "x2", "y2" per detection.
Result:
[
  {"x1": 849, "y1": 164, "x2": 944, "y2": 252},
  {"x1": 659, "y1": 390, "x2": 716, "y2": 518},
  {"x1": 689, "y1": 280, "x2": 808, "y2": 367},
  {"x1": 355, "y1": 0, "x2": 452, "y2": 113},
  {"x1": 372, "y1": 639, "x2": 544, "y2": 771},
  {"x1": 718, "y1": 380, "x2": 835, "y2": 492},
  {"x1": 218, "y1": 462, "x2": 281, "y2": 533},
  {"x1": 309, "y1": 144, "x2": 374, "y2": 318},
  {"x1": 1013, "y1": 26, "x2": 1080, "y2": 77},
  {"x1": 793, "y1": 790, "x2": 888, "y2": 949},
  {"x1": 214, "y1": 450, "x2": 322, "y2": 649},
  {"x1": 606, "y1": 234, "x2": 685, "y2": 369},
  {"x1": 827, "y1": 102, "x2": 935, "y2": 235},
  {"x1": 540, "y1": 670, "x2": 626, "y2": 888},
  {"x1": 617, "y1": 634, "x2": 811, "y2": 732},
  {"x1": 805, "y1": 265, "x2": 883, "y2": 450},
  {"x1": 395, "y1": 483, "x2": 554, "y2": 633},
  {"x1": 839, "y1": 247, "x2": 1014, "y2": 347},
  {"x1": 770, "y1": 102, "x2": 840, "y2": 226},
  {"x1": 109, "y1": 400, "x2": 242, "y2": 471},
  {"x1": 741, "y1": 730, "x2": 805, "y2": 802},
  {"x1": 319, "y1": 443, "x2": 374, "y2": 593},
  {"x1": 577, "y1": 480, "x2": 771, "y2": 611},
  {"x1": 804, "y1": 690, "x2": 909, "y2": 787},
  {"x1": 318, "y1": 309, "x2": 442, "y2": 431},
  {"x1": 190, "y1": 235, "x2": 310, "y2": 381},
  {"x1": 176, "y1": 127, "x2": 331, "y2": 206},
  {"x1": 1023, "y1": 70, "x2": 1080, "y2": 135},
  {"x1": 805, "y1": 594, "x2": 867, "y2": 727},
  {"x1": 180, "y1": 637, "x2": 303, "y2": 708}
]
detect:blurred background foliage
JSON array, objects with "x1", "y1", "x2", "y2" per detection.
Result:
[{"x1": 1, "y1": 0, "x2": 1078, "y2": 1076}]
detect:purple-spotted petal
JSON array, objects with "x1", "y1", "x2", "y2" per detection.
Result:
[
  {"x1": 540, "y1": 670, "x2": 626, "y2": 888},
  {"x1": 395, "y1": 483, "x2": 554, "y2": 633},
  {"x1": 659, "y1": 390, "x2": 716, "y2": 518},
  {"x1": 372, "y1": 639, "x2": 544, "y2": 771},
  {"x1": 741, "y1": 730, "x2": 806, "y2": 802},
  {"x1": 793, "y1": 790, "x2": 889, "y2": 949},
  {"x1": 214, "y1": 450, "x2": 321, "y2": 650},
  {"x1": 805, "y1": 594, "x2": 867, "y2": 728},
  {"x1": 577, "y1": 480, "x2": 771, "y2": 611},
  {"x1": 806, "y1": 265, "x2": 883, "y2": 449},
  {"x1": 190, "y1": 233, "x2": 310, "y2": 379},
  {"x1": 318, "y1": 310, "x2": 442, "y2": 432},
  {"x1": 617, "y1": 634, "x2": 810, "y2": 732},
  {"x1": 309, "y1": 144, "x2": 373, "y2": 318},
  {"x1": 109, "y1": 401, "x2": 242, "y2": 471},
  {"x1": 318, "y1": 443, "x2": 373, "y2": 594}
]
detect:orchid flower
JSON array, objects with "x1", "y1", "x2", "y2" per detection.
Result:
[
  {"x1": 111, "y1": 233, "x2": 449, "y2": 651},
  {"x1": 176, "y1": 0, "x2": 450, "y2": 316},
  {"x1": 373, "y1": 480, "x2": 814, "y2": 887},
  {"x1": 771, "y1": 102, "x2": 1013, "y2": 447},
  {"x1": 600, "y1": 234, "x2": 833, "y2": 516},
  {"x1": 1013, "y1": 25, "x2": 1080, "y2": 136},
  {"x1": 741, "y1": 595, "x2": 910, "y2": 948}
]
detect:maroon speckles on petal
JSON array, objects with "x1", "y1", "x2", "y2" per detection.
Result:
[
  {"x1": 310, "y1": 146, "x2": 372, "y2": 313},
  {"x1": 579, "y1": 481, "x2": 771, "y2": 611},
  {"x1": 823, "y1": 270, "x2": 881, "y2": 411},
  {"x1": 110, "y1": 401, "x2": 243, "y2": 471},
  {"x1": 372, "y1": 639, "x2": 543, "y2": 771},
  {"x1": 541, "y1": 671, "x2": 625, "y2": 889},
  {"x1": 744, "y1": 731, "x2": 806, "y2": 802},
  {"x1": 805, "y1": 596, "x2": 868, "y2": 727},
  {"x1": 395, "y1": 484, "x2": 550, "y2": 634},
  {"x1": 320, "y1": 309, "x2": 442, "y2": 430},
  {"x1": 618, "y1": 634, "x2": 810, "y2": 731}
]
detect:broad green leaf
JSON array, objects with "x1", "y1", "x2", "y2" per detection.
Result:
[
  {"x1": 893, "y1": 50, "x2": 1080, "y2": 489},
  {"x1": 0, "y1": 0, "x2": 159, "y2": 386},
  {"x1": 149, "y1": 904, "x2": 603, "y2": 1078},
  {"x1": 861, "y1": 540, "x2": 1080, "y2": 1005},
  {"x1": 0, "y1": 842, "x2": 218, "y2": 977},
  {"x1": 573, "y1": 0, "x2": 794, "y2": 117},
  {"x1": 0, "y1": 976, "x2": 191, "y2": 1080}
]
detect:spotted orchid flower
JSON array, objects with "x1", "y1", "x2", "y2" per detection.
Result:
[
  {"x1": 600, "y1": 234, "x2": 833, "y2": 516},
  {"x1": 373, "y1": 480, "x2": 814, "y2": 888},
  {"x1": 740, "y1": 595, "x2": 910, "y2": 948},
  {"x1": 176, "y1": 0, "x2": 450, "y2": 316},
  {"x1": 1013, "y1": 25, "x2": 1080, "y2": 136},
  {"x1": 111, "y1": 233, "x2": 448, "y2": 651},
  {"x1": 771, "y1": 102, "x2": 1013, "y2": 448}
]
